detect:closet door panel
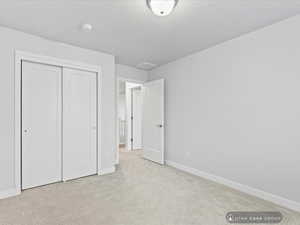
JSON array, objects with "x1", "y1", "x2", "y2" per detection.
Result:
[
  {"x1": 63, "y1": 68, "x2": 97, "y2": 180},
  {"x1": 22, "y1": 61, "x2": 62, "y2": 189}
]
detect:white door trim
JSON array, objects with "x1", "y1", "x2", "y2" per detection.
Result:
[
  {"x1": 116, "y1": 77, "x2": 145, "y2": 164},
  {"x1": 14, "y1": 50, "x2": 102, "y2": 194}
]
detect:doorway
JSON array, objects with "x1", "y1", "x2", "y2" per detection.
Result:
[
  {"x1": 116, "y1": 78, "x2": 165, "y2": 166},
  {"x1": 117, "y1": 80, "x2": 143, "y2": 154}
]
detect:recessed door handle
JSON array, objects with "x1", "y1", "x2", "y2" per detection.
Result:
[
  {"x1": 24, "y1": 129, "x2": 29, "y2": 133},
  {"x1": 156, "y1": 124, "x2": 163, "y2": 128}
]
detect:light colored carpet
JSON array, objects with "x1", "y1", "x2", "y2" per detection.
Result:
[{"x1": 0, "y1": 150, "x2": 299, "y2": 225}]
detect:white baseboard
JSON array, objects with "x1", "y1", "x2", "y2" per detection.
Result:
[
  {"x1": 166, "y1": 160, "x2": 300, "y2": 213},
  {"x1": 0, "y1": 187, "x2": 20, "y2": 200},
  {"x1": 98, "y1": 166, "x2": 116, "y2": 175}
]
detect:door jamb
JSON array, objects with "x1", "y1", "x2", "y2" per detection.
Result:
[{"x1": 15, "y1": 50, "x2": 102, "y2": 194}]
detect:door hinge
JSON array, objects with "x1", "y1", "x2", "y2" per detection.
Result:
[
  {"x1": 131, "y1": 116, "x2": 133, "y2": 120},
  {"x1": 131, "y1": 138, "x2": 133, "y2": 142}
]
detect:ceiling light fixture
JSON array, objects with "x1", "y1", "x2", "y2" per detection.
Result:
[
  {"x1": 146, "y1": 0, "x2": 179, "y2": 17},
  {"x1": 81, "y1": 23, "x2": 93, "y2": 32}
]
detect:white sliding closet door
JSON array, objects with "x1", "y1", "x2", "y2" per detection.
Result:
[
  {"x1": 22, "y1": 61, "x2": 62, "y2": 190},
  {"x1": 63, "y1": 68, "x2": 97, "y2": 181}
]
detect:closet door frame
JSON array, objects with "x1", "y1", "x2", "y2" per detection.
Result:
[{"x1": 14, "y1": 50, "x2": 102, "y2": 194}]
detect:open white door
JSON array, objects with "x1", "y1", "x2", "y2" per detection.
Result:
[{"x1": 142, "y1": 79, "x2": 164, "y2": 164}]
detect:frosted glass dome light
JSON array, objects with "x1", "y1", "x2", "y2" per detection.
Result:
[
  {"x1": 81, "y1": 23, "x2": 93, "y2": 32},
  {"x1": 146, "y1": 0, "x2": 178, "y2": 17}
]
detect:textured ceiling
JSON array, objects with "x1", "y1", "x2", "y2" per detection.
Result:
[{"x1": 1, "y1": 0, "x2": 300, "y2": 69}]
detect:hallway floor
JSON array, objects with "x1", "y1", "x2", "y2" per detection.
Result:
[{"x1": 0, "y1": 150, "x2": 299, "y2": 225}]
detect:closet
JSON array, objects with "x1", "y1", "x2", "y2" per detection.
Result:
[{"x1": 21, "y1": 61, "x2": 98, "y2": 190}]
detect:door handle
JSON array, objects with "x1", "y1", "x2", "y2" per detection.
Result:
[
  {"x1": 24, "y1": 129, "x2": 29, "y2": 133},
  {"x1": 156, "y1": 124, "x2": 163, "y2": 128}
]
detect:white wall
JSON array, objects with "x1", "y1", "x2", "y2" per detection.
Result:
[
  {"x1": 118, "y1": 94, "x2": 126, "y2": 121},
  {"x1": 149, "y1": 15, "x2": 300, "y2": 204},
  {"x1": 116, "y1": 64, "x2": 148, "y2": 82},
  {"x1": 132, "y1": 87, "x2": 143, "y2": 150},
  {"x1": 0, "y1": 26, "x2": 116, "y2": 195}
]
